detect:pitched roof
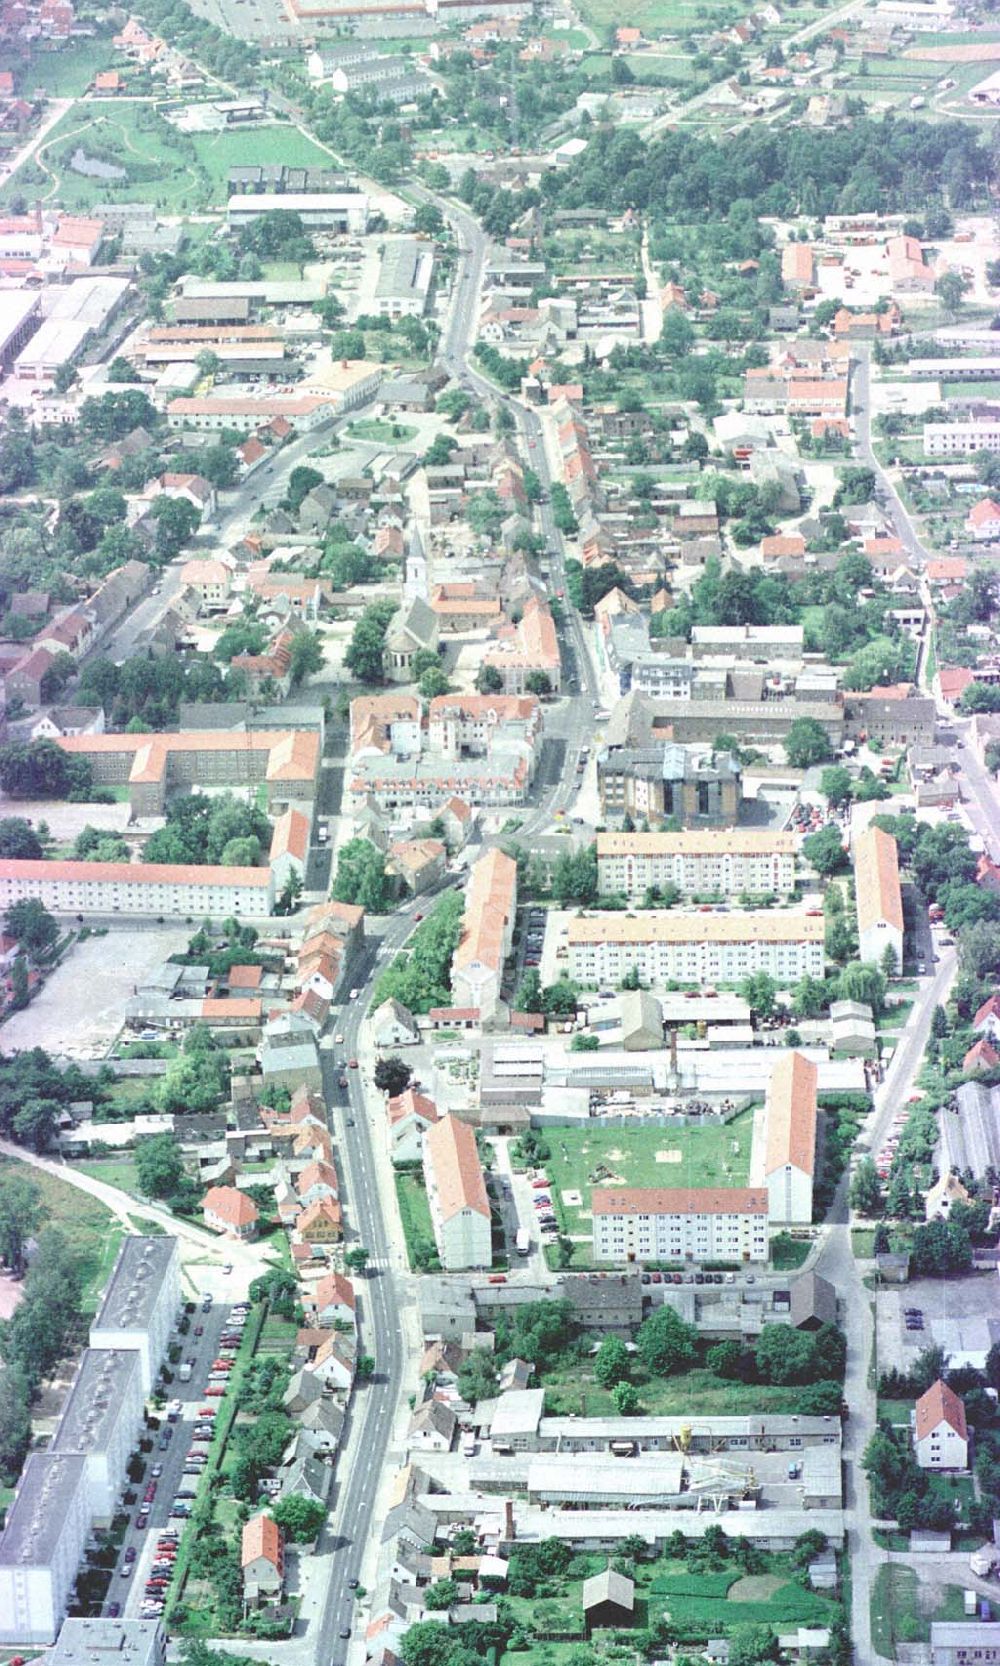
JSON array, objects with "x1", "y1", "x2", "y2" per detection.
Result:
[
  {"x1": 313, "y1": 1271, "x2": 355, "y2": 1311},
  {"x1": 593, "y1": 1187, "x2": 769, "y2": 1216},
  {"x1": 963, "y1": 1038, "x2": 1000, "y2": 1075},
  {"x1": 424, "y1": 1113, "x2": 490, "y2": 1222},
  {"x1": 388, "y1": 1088, "x2": 439, "y2": 1128},
  {"x1": 764, "y1": 1050, "x2": 818, "y2": 1178},
  {"x1": 241, "y1": 1511, "x2": 283, "y2": 1570},
  {"x1": 854, "y1": 825, "x2": 904, "y2": 937},
  {"x1": 203, "y1": 1185, "x2": 258, "y2": 1227},
  {"x1": 968, "y1": 498, "x2": 1000, "y2": 527},
  {"x1": 914, "y1": 1379, "x2": 967, "y2": 1443}
]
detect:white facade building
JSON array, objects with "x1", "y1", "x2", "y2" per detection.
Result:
[
  {"x1": 226, "y1": 193, "x2": 369, "y2": 233},
  {"x1": 89, "y1": 1237, "x2": 180, "y2": 1393},
  {"x1": 924, "y1": 421, "x2": 1000, "y2": 457},
  {"x1": 0, "y1": 1454, "x2": 90, "y2": 1644},
  {"x1": 423, "y1": 1113, "x2": 492, "y2": 1270},
  {"x1": 52, "y1": 1350, "x2": 145, "y2": 1522},
  {"x1": 854, "y1": 826, "x2": 904, "y2": 969},
  {"x1": 914, "y1": 1381, "x2": 968, "y2": 1471},
  {"x1": 596, "y1": 830, "x2": 796, "y2": 901},
  {"x1": 567, "y1": 912, "x2": 824, "y2": 987},
  {"x1": 592, "y1": 1187, "x2": 770, "y2": 1265},
  {"x1": 0, "y1": 860, "x2": 273, "y2": 919}
]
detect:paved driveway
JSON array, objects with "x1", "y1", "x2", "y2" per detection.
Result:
[{"x1": 1, "y1": 925, "x2": 190, "y2": 1058}]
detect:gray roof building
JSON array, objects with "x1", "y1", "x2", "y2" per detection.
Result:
[
  {"x1": 47, "y1": 1620, "x2": 164, "y2": 1666},
  {"x1": 0, "y1": 1454, "x2": 91, "y2": 1643},
  {"x1": 943, "y1": 1083, "x2": 1000, "y2": 1178}
]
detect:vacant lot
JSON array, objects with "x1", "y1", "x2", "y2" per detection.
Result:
[
  {"x1": 543, "y1": 1360, "x2": 808, "y2": 1419},
  {"x1": 1, "y1": 924, "x2": 189, "y2": 1059},
  {"x1": 14, "y1": 38, "x2": 116, "y2": 96},
  {"x1": 0, "y1": 1154, "x2": 121, "y2": 1313},
  {"x1": 537, "y1": 1112, "x2": 754, "y2": 1237},
  {"x1": 870, "y1": 1566, "x2": 966, "y2": 1655}
]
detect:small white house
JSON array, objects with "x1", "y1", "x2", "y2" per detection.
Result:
[
  {"x1": 914, "y1": 1380, "x2": 968, "y2": 1471},
  {"x1": 371, "y1": 997, "x2": 420, "y2": 1047}
]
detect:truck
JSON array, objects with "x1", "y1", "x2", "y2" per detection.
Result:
[{"x1": 515, "y1": 1227, "x2": 531, "y2": 1257}]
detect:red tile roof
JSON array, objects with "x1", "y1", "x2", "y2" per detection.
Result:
[
  {"x1": 593, "y1": 1187, "x2": 769, "y2": 1216},
  {"x1": 914, "y1": 1379, "x2": 967, "y2": 1443},
  {"x1": 203, "y1": 1185, "x2": 258, "y2": 1228}
]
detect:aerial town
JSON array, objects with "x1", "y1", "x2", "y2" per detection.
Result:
[{"x1": 0, "y1": 0, "x2": 999, "y2": 1664}]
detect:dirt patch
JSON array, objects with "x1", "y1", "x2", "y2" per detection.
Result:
[
  {"x1": 0, "y1": 1274, "x2": 23, "y2": 1319},
  {"x1": 727, "y1": 1575, "x2": 785, "y2": 1602},
  {"x1": 906, "y1": 41, "x2": 1000, "y2": 59},
  {"x1": 656, "y1": 1148, "x2": 683, "y2": 1163},
  {"x1": 562, "y1": 1189, "x2": 583, "y2": 1207},
  {"x1": 605, "y1": 1147, "x2": 625, "y2": 1162}
]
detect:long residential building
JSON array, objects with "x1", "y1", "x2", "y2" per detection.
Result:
[
  {"x1": 0, "y1": 1455, "x2": 90, "y2": 1644},
  {"x1": 567, "y1": 911, "x2": 825, "y2": 987},
  {"x1": 750, "y1": 1050, "x2": 817, "y2": 1225},
  {"x1": 924, "y1": 421, "x2": 1000, "y2": 457},
  {"x1": 50, "y1": 1350, "x2": 145, "y2": 1522},
  {"x1": 0, "y1": 859, "x2": 274, "y2": 919},
  {"x1": 596, "y1": 830, "x2": 796, "y2": 901},
  {"x1": 422, "y1": 1112, "x2": 492, "y2": 1270},
  {"x1": 89, "y1": 1237, "x2": 181, "y2": 1392},
  {"x1": 451, "y1": 847, "x2": 517, "y2": 1021},
  {"x1": 52, "y1": 730, "x2": 319, "y2": 815},
  {"x1": 592, "y1": 1187, "x2": 770, "y2": 1265},
  {"x1": 854, "y1": 825, "x2": 904, "y2": 967}
]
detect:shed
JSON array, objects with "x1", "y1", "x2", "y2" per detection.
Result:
[{"x1": 583, "y1": 1567, "x2": 635, "y2": 1631}]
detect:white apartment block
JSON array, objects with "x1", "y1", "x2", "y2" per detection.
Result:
[
  {"x1": 89, "y1": 1237, "x2": 181, "y2": 1393},
  {"x1": 924, "y1": 422, "x2": 1000, "y2": 457},
  {"x1": 567, "y1": 912, "x2": 824, "y2": 987},
  {"x1": 596, "y1": 831, "x2": 796, "y2": 901},
  {"x1": 0, "y1": 1454, "x2": 90, "y2": 1644},
  {"x1": 0, "y1": 861, "x2": 274, "y2": 919},
  {"x1": 422, "y1": 1114, "x2": 492, "y2": 1270},
  {"x1": 592, "y1": 1187, "x2": 770, "y2": 1265},
  {"x1": 52, "y1": 1350, "x2": 145, "y2": 1522}
]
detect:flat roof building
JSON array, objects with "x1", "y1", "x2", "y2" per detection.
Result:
[
  {"x1": 373, "y1": 237, "x2": 435, "y2": 318},
  {"x1": 51, "y1": 1349, "x2": 145, "y2": 1521},
  {"x1": 89, "y1": 1236, "x2": 180, "y2": 1392},
  {"x1": 226, "y1": 192, "x2": 368, "y2": 234},
  {"x1": 0, "y1": 1454, "x2": 90, "y2": 1643},
  {"x1": 47, "y1": 1619, "x2": 164, "y2": 1666}
]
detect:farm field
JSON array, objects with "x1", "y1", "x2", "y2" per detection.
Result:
[{"x1": 535, "y1": 1110, "x2": 755, "y2": 1238}]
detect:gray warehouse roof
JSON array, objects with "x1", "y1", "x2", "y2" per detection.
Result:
[
  {"x1": 48, "y1": 1620, "x2": 163, "y2": 1666},
  {"x1": 91, "y1": 1236, "x2": 177, "y2": 1333},
  {"x1": 942, "y1": 1084, "x2": 1000, "y2": 1178},
  {"x1": 52, "y1": 1349, "x2": 142, "y2": 1455},
  {"x1": 0, "y1": 1453, "x2": 87, "y2": 1565}
]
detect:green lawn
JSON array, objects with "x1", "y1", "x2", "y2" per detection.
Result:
[
  {"x1": 2, "y1": 106, "x2": 335, "y2": 213},
  {"x1": 395, "y1": 1172, "x2": 441, "y2": 1271},
  {"x1": 14, "y1": 38, "x2": 116, "y2": 96},
  {"x1": 76, "y1": 1157, "x2": 142, "y2": 1198},
  {"x1": 347, "y1": 419, "x2": 418, "y2": 443},
  {"x1": 771, "y1": 1232, "x2": 811, "y2": 1271},
  {"x1": 542, "y1": 1112, "x2": 754, "y2": 1239},
  {"x1": 870, "y1": 1566, "x2": 967, "y2": 1655},
  {"x1": 501, "y1": 1554, "x2": 840, "y2": 1663},
  {"x1": 542, "y1": 1361, "x2": 813, "y2": 1419},
  {"x1": 943, "y1": 380, "x2": 1000, "y2": 399},
  {"x1": 0, "y1": 1154, "x2": 121, "y2": 1313}
]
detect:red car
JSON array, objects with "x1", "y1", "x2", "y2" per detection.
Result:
[
  {"x1": 413, "y1": 912, "x2": 423, "y2": 922},
  {"x1": 205, "y1": 1386, "x2": 225, "y2": 1396},
  {"x1": 197, "y1": 1406, "x2": 215, "y2": 1416}
]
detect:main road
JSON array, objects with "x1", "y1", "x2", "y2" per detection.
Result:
[{"x1": 304, "y1": 189, "x2": 602, "y2": 1660}]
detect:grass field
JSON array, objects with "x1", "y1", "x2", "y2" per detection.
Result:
[
  {"x1": 542, "y1": 1361, "x2": 811, "y2": 1419},
  {"x1": 541, "y1": 1111, "x2": 754, "y2": 1238},
  {"x1": 0, "y1": 1153, "x2": 121, "y2": 1313},
  {"x1": 500, "y1": 1554, "x2": 840, "y2": 1664},
  {"x1": 347, "y1": 419, "x2": 418, "y2": 442},
  {"x1": 395, "y1": 1171, "x2": 441, "y2": 1271},
  {"x1": 14, "y1": 38, "x2": 115, "y2": 96},
  {"x1": 76, "y1": 1157, "x2": 142, "y2": 1198},
  {"x1": 870, "y1": 1566, "x2": 966, "y2": 1655},
  {"x1": 4, "y1": 107, "x2": 334, "y2": 213},
  {"x1": 944, "y1": 380, "x2": 1000, "y2": 399},
  {"x1": 576, "y1": 0, "x2": 749, "y2": 31}
]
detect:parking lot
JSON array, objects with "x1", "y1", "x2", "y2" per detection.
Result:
[
  {"x1": 876, "y1": 1270, "x2": 999, "y2": 1379},
  {"x1": 101, "y1": 1293, "x2": 246, "y2": 1622}
]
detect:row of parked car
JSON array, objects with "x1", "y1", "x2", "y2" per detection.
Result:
[{"x1": 128, "y1": 1300, "x2": 250, "y2": 1618}]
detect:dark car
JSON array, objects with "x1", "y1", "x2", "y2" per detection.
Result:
[{"x1": 106, "y1": 1604, "x2": 121, "y2": 1619}]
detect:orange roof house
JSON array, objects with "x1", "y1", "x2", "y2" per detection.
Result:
[{"x1": 203, "y1": 1185, "x2": 259, "y2": 1239}]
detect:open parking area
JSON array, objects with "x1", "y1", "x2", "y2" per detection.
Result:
[{"x1": 876, "y1": 1270, "x2": 999, "y2": 1379}]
